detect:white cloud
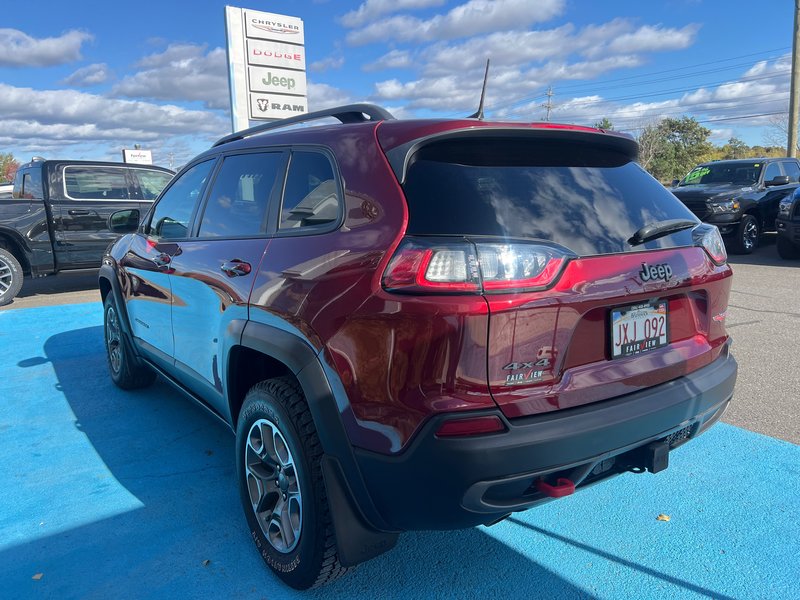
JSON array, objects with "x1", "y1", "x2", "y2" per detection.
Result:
[
  {"x1": 0, "y1": 28, "x2": 92, "y2": 67},
  {"x1": 599, "y1": 23, "x2": 700, "y2": 57},
  {"x1": 340, "y1": 0, "x2": 446, "y2": 28},
  {"x1": 0, "y1": 83, "x2": 228, "y2": 140},
  {"x1": 307, "y1": 82, "x2": 354, "y2": 110},
  {"x1": 309, "y1": 56, "x2": 345, "y2": 73},
  {"x1": 363, "y1": 50, "x2": 414, "y2": 72},
  {"x1": 346, "y1": 0, "x2": 565, "y2": 45},
  {"x1": 112, "y1": 44, "x2": 229, "y2": 110},
  {"x1": 61, "y1": 63, "x2": 112, "y2": 87}
]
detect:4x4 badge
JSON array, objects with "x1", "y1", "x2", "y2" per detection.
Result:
[{"x1": 639, "y1": 262, "x2": 673, "y2": 282}]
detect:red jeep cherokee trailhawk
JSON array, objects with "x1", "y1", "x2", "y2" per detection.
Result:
[{"x1": 99, "y1": 104, "x2": 737, "y2": 589}]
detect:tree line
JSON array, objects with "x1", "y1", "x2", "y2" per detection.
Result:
[
  {"x1": 595, "y1": 117, "x2": 786, "y2": 184},
  {"x1": 1, "y1": 153, "x2": 18, "y2": 183}
]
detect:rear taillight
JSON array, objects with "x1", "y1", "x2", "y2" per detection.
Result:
[
  {"x1": 693, "y1": 224, "x2": 727, "y2": 265},
  {"x1": 476, "y1": 244, "x2": 568, "y2": 291},
  {"x1": 382, "y1": 237, "x2": 573, "y2": 294}
]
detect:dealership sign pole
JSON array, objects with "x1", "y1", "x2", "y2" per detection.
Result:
[{"x1": 224, "y1": 6, "x2": 308, "y2": 133}]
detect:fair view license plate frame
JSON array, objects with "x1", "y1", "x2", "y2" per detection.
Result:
[{"x1": 611, "y1": 300, "x2": 669, "y2": 359}]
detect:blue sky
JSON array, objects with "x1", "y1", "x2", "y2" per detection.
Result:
[{"x1": 0, "y1": 0, "x2": 795, "y2": 168}]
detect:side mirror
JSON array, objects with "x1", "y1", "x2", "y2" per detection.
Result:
[
  {"x1": 765, "y1": 175, "x2": 790, "y2": 187},
  {"x1": 108, "y1": 209, "x2": 140, "y2": 233},
  {"x1": 671, "y1": 179, "x2": 680, "y2": 187}
]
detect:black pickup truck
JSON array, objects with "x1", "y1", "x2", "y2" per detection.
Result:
[
  {"x1": 669, "y1": 157, "x2": 800, "y2": 254},
  {"x1": 0, "y1": 158, "x2": 173, "y2": 305}
]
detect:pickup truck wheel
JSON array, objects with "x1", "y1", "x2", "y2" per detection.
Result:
[
  {"x1": 777, "y1": 236, "x2": 800, "y2": 259},
  {"x1": 0, "y1": 247, "x2": 23, "y2": 306},
  {"x1": 236, "y1": 377, "x2": 348, "y2": 590},
  {"x1": 731, "y1": 214, "x2": 759, "y2": 254},
  {"x1": 104, "y1": 295, "x2": 156, "y2": 389}
]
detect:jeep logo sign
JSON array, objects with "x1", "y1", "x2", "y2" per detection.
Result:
[
  {"x1": 248, "y1": 66, "x2": 307, "y2": 96},
  {"x1": 639, "y1": 262, "x2": 673, "y2": 282}
]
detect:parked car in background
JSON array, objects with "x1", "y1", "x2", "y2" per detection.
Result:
[
  {"x1": 669, "y1": 157, "x2": 800, "y2": 254},
  {"x1": 776, "y1": 187, "x2": 800, "y2": 259},
  {"x1": 0, "y1": 158, "x2": 173, "y2": 305},
  {"x1": 99, "y1": 104, "x2": 737, "y2": 589},
  {"x1": 0, "y1": 183, "x2": 12, "y2": 199}
]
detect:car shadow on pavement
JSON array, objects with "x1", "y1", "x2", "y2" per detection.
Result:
[{"x1": 3, "y1": 324, "x2": 593, "y2": 599}]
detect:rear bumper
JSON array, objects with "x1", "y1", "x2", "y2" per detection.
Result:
[{"x1": 355, "y1": 345, "x2": 736, "y2": 531}]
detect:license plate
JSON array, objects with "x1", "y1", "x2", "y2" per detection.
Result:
[{"x1": 611, "y1": 301, "x2": 668, "y2": 359}]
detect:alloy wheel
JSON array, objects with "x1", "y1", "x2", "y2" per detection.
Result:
[
  {"x1": 105, "y1": 304, "x2": 122, "y2": 374},
  {"x1": 245, "y1": 418, "x2": 303, "y2": 553},
  {"x1": 0, "y1": 256, "x2": 12, "y2": 295},
  {"x1": 743, "y1": 220, "x2": 758, "y2": 250}
]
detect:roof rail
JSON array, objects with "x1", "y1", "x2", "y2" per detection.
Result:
[{"x1": 213, "y1": 103, "x2": 395, "y2": 147}]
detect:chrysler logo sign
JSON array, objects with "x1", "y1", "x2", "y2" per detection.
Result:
[{"x1": 251, "y1": 19, "x2": 300, "y2": 35}]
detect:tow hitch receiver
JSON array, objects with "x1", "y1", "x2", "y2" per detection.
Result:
[
  {"x1": 646, "y1": 441, "x2": 670, "y2": 474},
  {"x1": 536, "y1": 477, "x2": 576, "y2": 498}
]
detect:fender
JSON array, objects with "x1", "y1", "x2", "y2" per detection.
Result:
[
  {"x1": 0, "y1": 225, "x2": 33, "y2": 272},
  {"x1": 0, "y1": 225, "x2": 33, "y2": 254},
  {"x1": 237, "y1": 320, "x2": 398, "y2": 546}
]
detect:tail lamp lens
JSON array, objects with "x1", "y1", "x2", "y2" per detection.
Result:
[
  {"x1": 382, "y1": 237, "x2": 571, "y2": 294},
  {"x1": 476, "y1": 244, "x2": 568, "y2": 291},
  {"x1": 693, "y1": 224, "x2": 727, "y2": 265}
]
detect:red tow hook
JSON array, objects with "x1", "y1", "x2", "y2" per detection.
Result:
[{"x1": 536, "y1": 477, "x2": 576, "y2": 498}]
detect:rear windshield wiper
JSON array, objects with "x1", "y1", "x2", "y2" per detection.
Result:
[{"x1": 628, "y1": 219, "x2": 697, "y2": 246}]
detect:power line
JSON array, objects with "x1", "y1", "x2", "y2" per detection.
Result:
[
  {"x1": 491, "y1": 48, "x2": 792, "y2": 116},
  {"x1": 501, "y1": 70, "x2": 790, "y2": 119},
  {"x1": 571, "y1": 96, "x2": 789, "y2": 129}
]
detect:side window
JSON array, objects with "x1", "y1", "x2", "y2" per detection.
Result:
[
  {"x1": 279, "y1": 151, "x2": 339, "y2": 230},
  {"x1": 763, "y1": 162, "x2": 782, "y2": 183},
  {"x1": 198, "y1": 152, "x2": 282, "y2": 238},
  {"x1": 14, "y1": 169, "x2": 42, "y2": 200},
  {"x1": 145, "y1": 160, "x2": 214, "y2": 240},
  {"x1": 132, "y1": 169, "x2": 174, "y2": 200},
  {"x1": 64, "y1": 167, "x2": 130, "y2": 199},
  {"x1": 782, "y1": 161, "x2": 800, "y2": 183}
]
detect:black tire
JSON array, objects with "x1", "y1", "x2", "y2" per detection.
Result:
[
  {"x1": 730, "y1": 214, "x2": 759, "y2": 254},
  {"x1": 103, "y1": 294, "x2": 156, "y2": 389},
  {"x1": 777, "y1": 235, "x2": 800, "y2": 260},
  {"x1": 236, "y1": 377, "x2": 348, "y2": 589},
  {"x1": 0, "y1": 247, "x2": 24, "y2": 306}
]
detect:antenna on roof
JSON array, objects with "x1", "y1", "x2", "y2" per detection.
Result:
[{"x1": 467, "y1": 59, "x2": 490, "y2": 120}]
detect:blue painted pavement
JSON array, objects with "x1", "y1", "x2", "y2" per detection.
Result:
[{"x1": 0, "y1": 303, "x2": 797, "y2": 599}]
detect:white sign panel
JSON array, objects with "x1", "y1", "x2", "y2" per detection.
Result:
[
  {"x1": 122, "y1": 149, "x2": 152, "y2": 165},
  {"x1": 247, "y1": 39, "x2": 305, "y2": 70},
  {"x1": 225, "y1": 6, "x2": 307, "y2": 132},
  {"x1": 248, "y1": 66, "x2": 307, "y2": 96},
  {"x1": 249, "y1": 94, "x2": 308, "y2": 120},
  {"x1": 244, "y1": 10, "x2": 304, "y2": 44}
]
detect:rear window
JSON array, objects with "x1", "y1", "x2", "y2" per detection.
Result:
[{"x1": 402, "y1": 138, "x2": 698, "y2": 256}]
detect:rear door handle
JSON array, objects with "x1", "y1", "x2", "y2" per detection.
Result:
[
  {"x1": 68, "y1": 209, "x2": 90, "y2": 216},
  {"x1": 221, "y1": 259, "x2": 252, "y2": 277}
]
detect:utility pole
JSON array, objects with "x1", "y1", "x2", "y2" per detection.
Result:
[
  {"x1": 542, "y1": 86, "x2": 554, "y2": 121},
  {"x1": 789, "y1": 0, "x2": 800, "y2": 156}
]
